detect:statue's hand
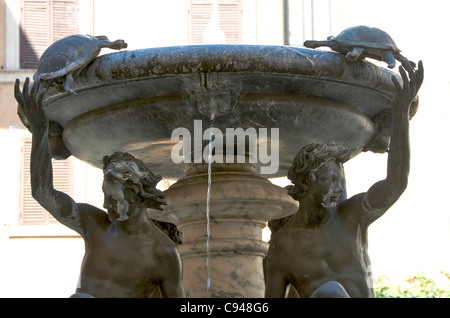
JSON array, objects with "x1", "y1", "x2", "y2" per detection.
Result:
[
  {"x1": 15, "y1": 78, "x2": 48, "y2": 133},
  {"x1": 391, "y1": 60, "x2": 424, "y2": 115}
]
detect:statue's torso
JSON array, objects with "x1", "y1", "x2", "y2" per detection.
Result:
[
  {"x1": 270, "y1": 210, "x2": 372, "y2": 297},
  {"x1": 77, "y1": 220, "x2": 173, "y2": 298}
]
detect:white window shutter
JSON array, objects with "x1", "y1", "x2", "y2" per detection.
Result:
[
  {"x1": 20, "y1": 0, "x2": 78, "y2": 69},
  {"x1": 189, "y1": 0, "x2": 242, "y2": 44}
]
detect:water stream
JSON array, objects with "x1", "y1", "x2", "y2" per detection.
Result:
[{"x1": 205, "y1": 121, "x2": 214, "y2": 295}]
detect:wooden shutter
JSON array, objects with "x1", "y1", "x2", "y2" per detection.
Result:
[
  {"x1": 19, "y1": 138, "x2": 73, "y2": 225},
  {"x1": 189, "y1": 0, "x2": 242, "y2": 44},
  {"x1": 20, "y1": 0, "x2": 50, "y2": 69},
  {"x1": 190, "y1": 1, "x2": 213, "y2": 44},
  {"x1": 218, "y1": 1, "x2": 241, "y2": 44},
  {"x1": 51, "y1": 0, "x2": 78, "y2": 41},
  {"x1": 20, "y1": 0, "x2": 78, "y2": 69}
]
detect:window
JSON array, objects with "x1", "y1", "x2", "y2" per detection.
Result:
[
  {"x1": 189, "y1": 0, "x2": 242, "y2": 44},
  {"x1": 19, "y1": 138, "x2": 73, "y2": 225},
  {"x1": 20, "y1": 0, "x2": 78, "y2": 69}
]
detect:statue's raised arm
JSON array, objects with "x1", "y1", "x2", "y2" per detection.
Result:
[
  {"x1": 360, "y1": 61, "x2": 424, "y2": 225},
  {"x1": 14, "y1": 78, "x2": 82, "y2": 235}
]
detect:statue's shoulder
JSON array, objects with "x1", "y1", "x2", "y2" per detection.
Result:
[
  {"x1": 76, "y1": 202, "x2": 106, "y2": 215},
  {"x1": 76, "y1": 203, "x2": 109, "y2": 228},
  {"x1": 338, "y1": 192, "x2": 366, "y2": 210},
  {"x1": 337, "y1": 192, "x2": 368, "y2": 226}
]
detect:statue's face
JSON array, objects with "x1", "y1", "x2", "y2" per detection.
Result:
[
  {"x1": 102, "y1": 175, "x2": 130, "y2": 222},
  {"x1": 310, "y1": 160, "x2": 344, "y2": 208}
]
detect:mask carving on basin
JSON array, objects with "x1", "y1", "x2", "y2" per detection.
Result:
[{"x1": 183, "y1": 72, "x2": 242, "y2": 120}]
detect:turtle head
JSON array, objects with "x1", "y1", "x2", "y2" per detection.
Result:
[
  {"x1": 383, "y1": 51, "x2": 396, "y2": 69},
  {"x1": 109, "y1": 40, "x2": 128, "y2": 50},
  {"x1": 96, "y1": 36, "x2": 128, "y2": 50}
]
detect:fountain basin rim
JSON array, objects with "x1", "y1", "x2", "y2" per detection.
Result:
[{"x1": 43, "y1": 44, "x2": 400, "y2": 101}]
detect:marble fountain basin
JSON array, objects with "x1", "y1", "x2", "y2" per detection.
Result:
[{"x1": 41, "y1": 44, "x2": 399, "y2": 179}]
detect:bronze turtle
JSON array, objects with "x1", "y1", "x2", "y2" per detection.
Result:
[
  {"x1": 304, "y1": 25, "x2": 414, "y2": 69},
  {"x1": 34, "y1": 34, "x2": 127, "y2": 94}
]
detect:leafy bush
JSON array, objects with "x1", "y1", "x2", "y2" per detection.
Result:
[{"x1": 373, "y1": 272, "x2": 450, "y2": 298}]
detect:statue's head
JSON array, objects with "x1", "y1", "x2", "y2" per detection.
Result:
[
  {"x1": 287, "y1": 143, "x2": 351, "y2": 208},
  {"x1": 102, "y1": 152, "x2": 167, "y2": 222}
]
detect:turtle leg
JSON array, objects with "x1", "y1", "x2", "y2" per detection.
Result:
[
  {"x1": 345, "y1": 47, "x2": 365, "y2": 62},
  {"x1": 63, "y1": 73, "x2": 76, "y2": 95},
  {"x1": 382, "y1": 51, "x2": 396, "y2": 69}
]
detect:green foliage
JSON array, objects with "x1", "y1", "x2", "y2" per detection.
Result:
[{"x1": 373, "y1": 272, "x2": 450, "y2": 298}]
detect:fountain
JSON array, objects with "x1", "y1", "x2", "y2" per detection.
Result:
[{"x1": 20, "y1": 32, "x2": 419, "y2": 297}]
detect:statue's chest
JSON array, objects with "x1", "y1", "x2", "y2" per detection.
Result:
[
  {"x1": 294, "y1": 221, "x2": 357, "y2": 263},
  {"x1": 87, "y1": 232, "x2": 157, "y2": 272}
]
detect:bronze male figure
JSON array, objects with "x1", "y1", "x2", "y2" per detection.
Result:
[
  {"x1": 265, "y1": 61, "x2": 423, "y2": 298},
  {"x1": 15, "y1": 78, "x2": 185, "y2": 298}
]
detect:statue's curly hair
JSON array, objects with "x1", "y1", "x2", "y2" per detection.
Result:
[
  {"x1": 103, "y1": 152, "x2": 167, "y2": 210},
  {"x1": 286, "y1": 143, "x2": 351, "y2": 201}
]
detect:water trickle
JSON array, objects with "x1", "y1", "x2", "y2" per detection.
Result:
[{"x1": 205, "y1": 118, "x2": 214, "y2": 295}]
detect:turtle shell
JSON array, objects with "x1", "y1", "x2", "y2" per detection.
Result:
[
  {"x1": 329, "y1": 26, "x2": 400, "y2": 52},
  {"x1": 34, "y1": 34, "x2": 102, "y2": 81}
]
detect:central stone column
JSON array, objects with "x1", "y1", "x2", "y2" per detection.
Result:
[{"x1": 151, "y1": 163, "x2": 298, "y2": 297}]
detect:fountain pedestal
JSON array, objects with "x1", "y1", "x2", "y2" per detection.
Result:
[{"x1": 148, "y1": 163, "x2": 298, "y2": 297}]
